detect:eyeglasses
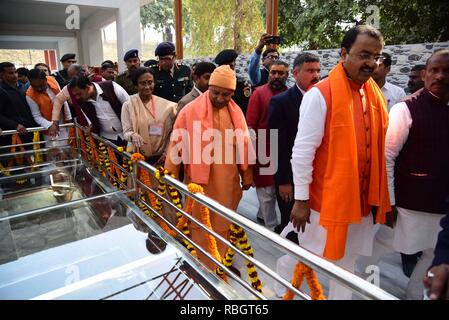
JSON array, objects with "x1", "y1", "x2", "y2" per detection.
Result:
[
  {"x1": 159, "y1": 55, "x2": 174, "y2": 62},
  {"x1": 355, "y1": 53, "x2": 384, "y2": 63}
]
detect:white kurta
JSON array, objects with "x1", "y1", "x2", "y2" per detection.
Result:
[
  {"x1": 88, "y1": 82, "x2": 130, "y2": 140},
  {"x1": 385, "y1": 102, "x2": 444, "y2": 253},
  {"x1": 289, "y1": 87, "x2": 377, "y2": 256},
  {"x1": 26, "y1": 88, "x2": 72, "y2": 146}
]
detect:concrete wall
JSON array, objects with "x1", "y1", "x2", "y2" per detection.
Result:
[{"x1": 181, "y1": 41, "x2": 449, "y2": 90}]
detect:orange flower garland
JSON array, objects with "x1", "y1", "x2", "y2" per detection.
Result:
[
  {"x1": 154, "y1": 167, "x2": 196, "y2": 256},
  {"x1": 187, "y1": 183, "x2": 227, "y2": 281},
  {"x1": 131, "y1": 153, "x2": 177, "y2": 238},
  {"x1": 283, "y1": 263, "x2": 326, "y2": 300}
]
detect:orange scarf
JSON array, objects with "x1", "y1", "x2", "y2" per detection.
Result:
[
  {"x1": 313, "y1": 61, "x2": 391, "y2": 260},
  {"x1": 26, "y1": 76, "x2": 60, "y2": 121},
  {"x1": 168, "y1": 90, "x2": 255, "y2": 184}
]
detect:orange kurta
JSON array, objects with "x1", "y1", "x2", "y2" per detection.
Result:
[
  {"x1": 187, "y1": 107, "x2": 247, "y2": 268},
  {"x1": 165, "y1": 95, "x2": 253, "y2": 270},
  {"x1": 308, "y1": 61, "x2": 390, "y2": 260}
]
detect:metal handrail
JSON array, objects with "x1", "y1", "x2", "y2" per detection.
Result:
[
  {"x1": 136, "y1": 160, "x2": 397, "y2": 300},
  {"x1": 0, "y1": 122, "x2": 398, "y2": 300},
  {"x1": 0, "y1": 123, "x2": 74, "y2": 136}
]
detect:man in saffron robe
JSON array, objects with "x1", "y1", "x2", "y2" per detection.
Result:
[
  {"x1": 276, "y1": 25, "x2": 391, "y2": 300},
  {"x1": 165, "y1": 65, "x2": 254, "y2": 271}
]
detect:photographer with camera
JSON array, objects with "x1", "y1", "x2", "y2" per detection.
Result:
[{"x1": 248, "y1": 34, "x2": 281, "y2": 87}]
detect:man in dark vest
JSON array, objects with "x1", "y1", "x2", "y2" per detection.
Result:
[
  {"x1": 68, "y1": 75, "x2": 129, "y2": 147},
  {"x1": 367, "y1": 49, "x2": 449, "y2": 300},
  {"x1": 53, "y1": 53, "x2": 77, "y2": 88}
]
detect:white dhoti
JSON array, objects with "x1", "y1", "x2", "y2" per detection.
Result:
[
  {"x1": 275, "y1": 209, "x2": 377, "y2": 300},
  {"x1": 357, "y1": 207, "x2": 443, "y2": 299}
]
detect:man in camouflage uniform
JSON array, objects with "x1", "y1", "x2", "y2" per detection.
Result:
[
  {"x1": 115, "y1": 49, "x2": 141, "y2": 95},
  {"x1": 214, "y1": 49, "x2": 252, "y2": 115},
  {"x1": 148, "y1": 42, "x2": 192, "y2": 103}
]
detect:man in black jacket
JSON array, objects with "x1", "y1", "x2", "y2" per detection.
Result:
[
  {"x1": 0, "y1": 62, "x2": 37, "y2": 148},
  {"x1": 268, "y1": 53, "x2": 321, "y2": 239}
]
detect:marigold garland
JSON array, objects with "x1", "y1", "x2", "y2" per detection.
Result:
[
  {"x1": 283, "y1": 263, "x2": 326, "y2": 300},
  {"x1": 227, "y1": 224, "x2": 263, "y2": 292},
  {"x1": 187, "y1": 183, "x2": 227, "y2": 281},
  {"x1": 3, "y1": 134, "x2": 33, "y2": 185},
  {"x1": 32, "y1": 131, "x2": 43, "y2": 164},
  {"x1": 154, "y1": 166, "x2": 196, "y2": 256}
]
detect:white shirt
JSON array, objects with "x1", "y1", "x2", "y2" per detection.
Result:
[
  {"x1": 381, "y1": 81, "x2": 406, "y2": 112},
  {"x1": 193, "y1": 85, "x2": 202, "y2": 96},
  {"x1": 291, "y1": 87, "x2": 327, "y2": 200},
  {"x1": 26, "y1": 88, "x2": 71, "y2": 129},
  {"x1": 89, "y1": 82, "x2": 129, "y2": 140},
  {"x1": 384, "y1": 102, "x2": 412, "y2": 205},
  {"x1": 385, "y1": 101, "x2": 446, "y2": 253},
  {"x1": 295, "y1": 83, "x2": 306, "y2": 96}
]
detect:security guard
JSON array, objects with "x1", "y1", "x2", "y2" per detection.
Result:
[
  {"x1": 214, "y1": 49, "x2": 252, "y2": 115},
  {"x1": 115, "y1": 49, "x2": 141, "y2": 95},
  {"x1": 149, "y1": 42, "x2": 193, "y2": 103},
  {"x1": 53, "y1": 53, "x2": 77, "y2": 88}
]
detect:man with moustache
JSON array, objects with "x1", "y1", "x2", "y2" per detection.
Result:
[
  {"x1": 268, "y1": 53, "x2": 321, "y2": 239},
  {"x1": 115, "y1": 49, "x2": 141, "y2": 95},
  {"x1": 177, "y1": 61, "x2": 216, "y2": 112},
  {"x1": 246, "y1": 60, "x2": 289, "y2": 231},
  {"x1": 407, "y1": 64, "x2": 426, "y2": 94},
  {"x1": 379, "y1": 49, "x2": 449, "y2": 299},
  {"x1": 277, "y1": 25, "x2": 391, "y2": 300}
]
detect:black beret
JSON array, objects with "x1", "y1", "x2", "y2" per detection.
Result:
[
  {"x1": 144, "y1": 59, "x2": 158, "y2": 67},
  {"x1": 123, "y1": 49, "x2": 139, "y2": 61},
  {"x1": 60, "y1": 53, "x2": 76, "y2": 62},
  {"x1": 155, "y1": 42, "x2": 176, "y2": 56},
  {"x1": 214, "y1": 49, "x2": 238, "y2": 66}
]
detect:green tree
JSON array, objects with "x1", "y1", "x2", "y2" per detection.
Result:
[
  {"x1": 140, "y1": 0, "x2": 174, "y2": 43},
  {"x1": 278, "y1": 0, "x2": 449, "y2": 49},
  {"x1": 183, "y1": 0, "x2": 265, "y2": 58}
]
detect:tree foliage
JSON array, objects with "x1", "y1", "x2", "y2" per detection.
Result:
[
  {"x1": 183, "y1": 0, "x2": 265, "y2": 57},
  {"x1": 140, "y1": 0, "x2": 174, "y2": 42},
  {"x1": 278, "y1": 0, "x2": 449, "y2": 49},
  {"x1": 141, "y1": 0, "x2": 265, "y2": 58}
]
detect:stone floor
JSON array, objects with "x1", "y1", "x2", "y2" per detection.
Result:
[{"x1": 231, "y1": 188, "x2": 408, "y2": 300}]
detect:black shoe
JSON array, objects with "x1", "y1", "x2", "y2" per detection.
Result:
[
  {"x1": 228, "y1": 266, "x2": 241, "y2": 278},
  {"x1": 145, "y1": 230, "x2": 167, "y2": 254},
  {"x1": 256, "y1": 217, "x2": 265, "y2": 224},
  {"x1": 401, "y1": 252, "x2": 422, "y2": 277}
]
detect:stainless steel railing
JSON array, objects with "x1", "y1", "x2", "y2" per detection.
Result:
[{"x1": 0, "y1": 122, "x2": 398, "y2": 300}]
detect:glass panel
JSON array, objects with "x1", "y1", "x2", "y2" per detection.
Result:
[{"x1": 0, "y1": 178, "x2": 240, "y2": 300}]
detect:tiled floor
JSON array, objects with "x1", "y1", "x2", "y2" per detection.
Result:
[{"x1": 231, "y1": 188, "x2": 408, "y2": 300}]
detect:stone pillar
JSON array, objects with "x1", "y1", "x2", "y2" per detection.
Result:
[{"x1": 116, "y1": 0, "x2": 141, "y2": 72}]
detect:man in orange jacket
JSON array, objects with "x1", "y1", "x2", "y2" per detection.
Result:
[{"x1": 275, "y1": 25, "x2": 391, "y2": 300}]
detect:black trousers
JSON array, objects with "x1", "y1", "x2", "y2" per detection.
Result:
[{"x1": 274, "y1": 183, "x2": 298, "y2": 244}]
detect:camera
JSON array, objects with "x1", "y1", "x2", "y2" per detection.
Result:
[{"x1": 265, "y1": 36, "x2": 282, "y2": 45}]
